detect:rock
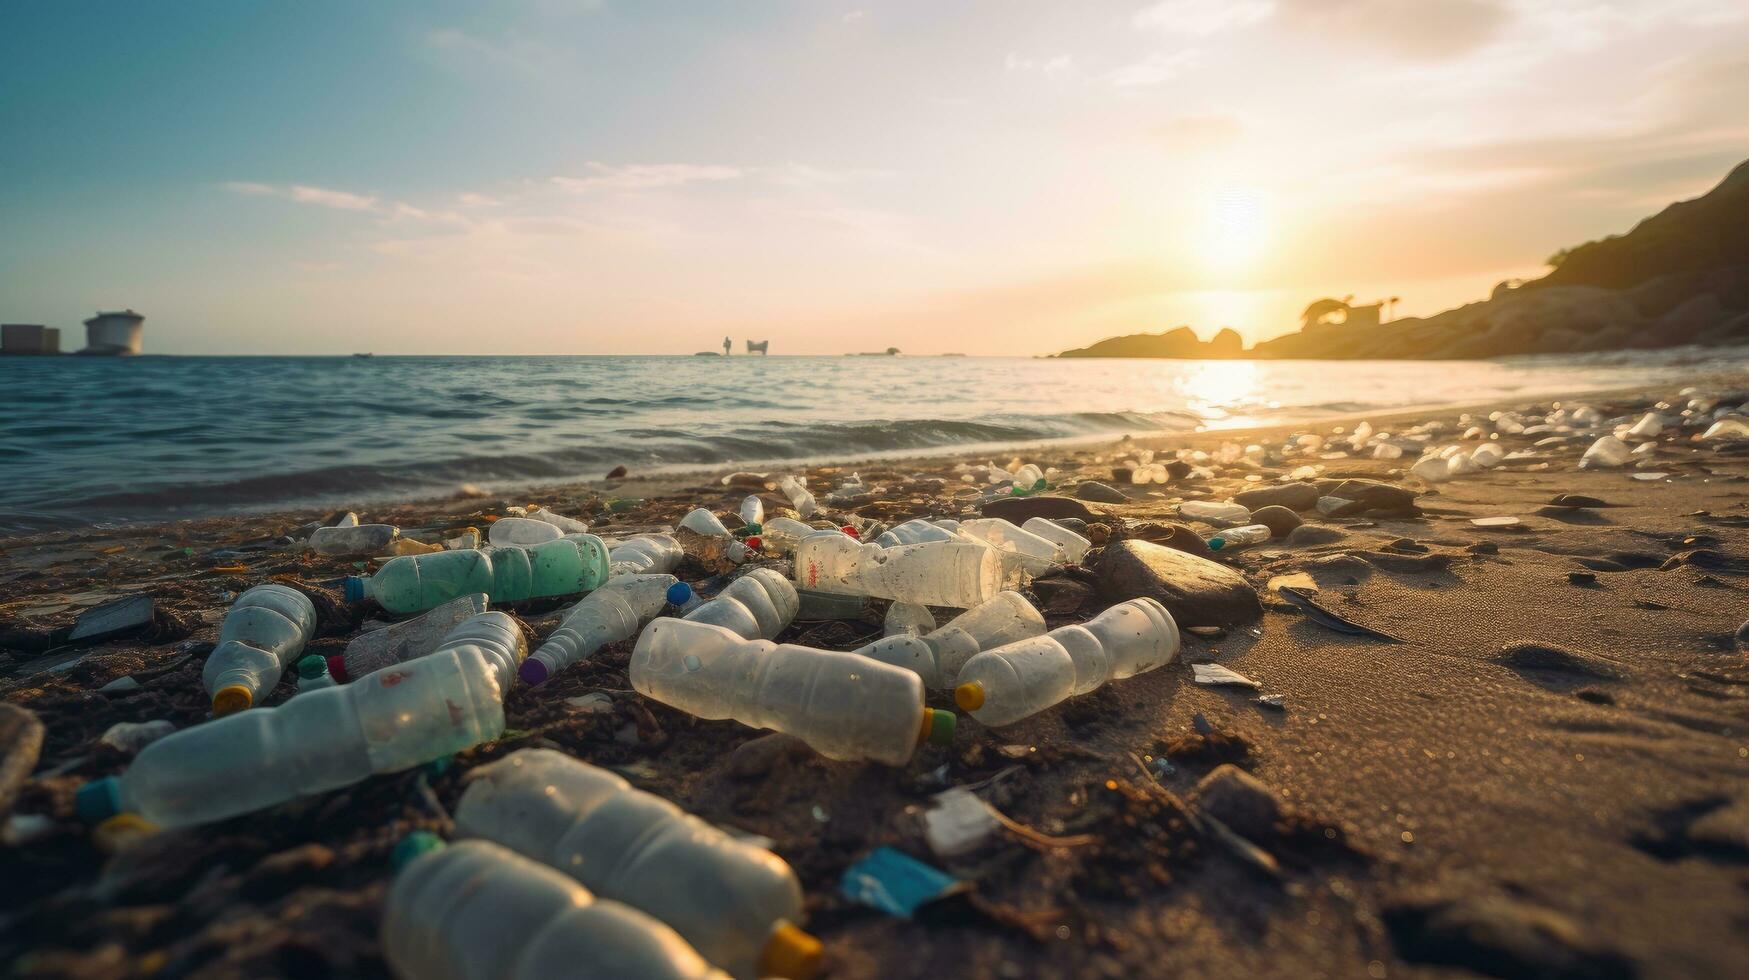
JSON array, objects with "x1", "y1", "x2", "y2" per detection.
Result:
[
  {"x1": 1031, "y1": 576, "x2": 1093, "y2": 615},
  {"x1": 1494, "y1": 642, "x2": 1623, "y2": 681},
  {"x1": 1250, "y1": 505, "x2": 1302, "y2": 537},
  {"x1": 1285, "y1": 524, "x2": 1346, "y2": 546},
  {"x1": 1735, "y1": 619, "x2": 1748, "y2": 652},
  {"x1": 1075, "y1": 481, "x2": 1129, "y2": 504},
  {"x1": 1234, "y1": 482, "x2": 1320, "y2": 512},
  {"x1": 726, "y1": 732, "x2": 812, "y2": 779},
  {"x1": 1191, "y1": 764, "x2": 1284, "y2": 840},
  {"x1": 1548, "y1": 493, "x2": 1608, "y2": 509},
  {"x1": 1111, "y1": 466, "x2": 1134, "y2": 484},
  {"x1": 1316, "y1": 496, "x2": 1362, "y2": 518},
  {"x1": 1095, "y1": 539, "x2": 1262, "y2": 627},
  {"x1": 605, "y1": 464, "x2": 628, "y2": 479},
  {"x1": 1568, "y1": 571, "x2": 1597, "y2": 586},
  {"x1": 1384, "y1": 893, "x2": 1634, "y2": 980},
  {"x1": 1322, "y1": 479, "x2": 1419, "y2": 514},
  {"x1": 980, "y1": 495, "x2": 1099, "y2": 524},
  {"x1": 1164, "y1": 460, "x2": 1194, "y2": 481},
  {"x1": 1125, "y1": 522, "x2": 1215, "y2": 559},
  {"x1": 67, "y1": 595, "x2": 155, "y2": 645},
  {"x1": 0, "y1": 704, "x2": 44, "y2": 819}
]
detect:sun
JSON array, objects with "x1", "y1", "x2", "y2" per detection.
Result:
[{"x1": 1201, "y1": 187, "x2": 1270, "y2": 272}]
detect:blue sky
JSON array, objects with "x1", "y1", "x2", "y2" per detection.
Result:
[{"x1": 3, "y1": 1, "x2": 1747, "y2": 354}]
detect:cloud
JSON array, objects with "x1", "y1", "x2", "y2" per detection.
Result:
[
  {"x1": 223, "y1": 181, "x2": 379, "y2": 211},
  {"x1": 1276, "y1": 0, "x2": 1511, "y2": 60},
  {"x1": 457, "y1": 192, "x2": 501, "y2": 208},
  {"x1": 1005, "y1": 52, "x2": 1074, "y2": 77},
  {"x1": 1133, "y1": 0, "x2": 1275, "y2": 37},
  {"x1": 1158, "y1": 114, "x2": 1243, "y2": 149},
  {"x1": 1103, "y1": 49, "x2": 1201, "y2": 87},
  {"x1": 552, "y1": 162, "x2": 745, "y2": 193}
]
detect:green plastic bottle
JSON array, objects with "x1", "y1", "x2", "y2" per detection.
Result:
[{"x1": 345, "y1": 537, "x2": 610, "y2": 612}]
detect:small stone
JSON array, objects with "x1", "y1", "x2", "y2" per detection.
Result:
[
  {"x1": 1085, "y1": 523, "x2": 1112, "y2": 545},
  {"x1": 1468, "y1": 542, "x2": 1499, "y2": 555},
  {"x1": 1164, "y1": 460, "x2": 1194, "y2": 481},
  {"x1": 1322, "y1": 478, "x2": 1419, "y2": 514},
  {"x1": 605, "y1": 464, "x2": 628, "y2": 479},
  {"x1": 1125, "y1": 521, "x2": 1215, "y2": 559},
  {"x1": 1191, "y1": 764, "x2": 1285, "y2": 840},
  {"x1": 1285, "y1": 524, "x2": 1346, "y2": 546},
  {"x1": 1111, "y1": 466, "x2": 1134, "y2": 484},
  {"x1": 1257, "y1": 693, "x2": 1285, "y2": 710},
  {"x1": 1075, "y1": 481, "x2": 1129, "y2": 504},
  {"x1": 99, "y1": 676, "x2": 142, "y2": 694},
  {"x1": 981, "y1": 495, "x2": 1099, "y2": 524},
  {"x1": 1250, "y1": 505, "x2": 1302, "y2": 537},
  {"x1": 1568, "y1": 571, "x2": 1598, "y2": 585},
  {"x1": 1095, "y1": 539, "x2": 1262, "y2": 627},
  {"x1": 1548, "y1": 493, "x2": 1607, "y2": 508},
  {"x1": 1234, "y1": 483, "x2": 1320, "y2": 512}
]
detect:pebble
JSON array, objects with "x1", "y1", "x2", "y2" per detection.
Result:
[
  {"x1": 1285, "y1": 524, "x2": 1346, "y2": 546},
  {"x1": 1250, "y1": 505, "x2": 1303, "y2": 537},
  {"x1": 1319, "y1": 478, "x2": 1419, "y2": 514},
  {"x1": 1567, "y1": 571, "x2": 1597, "y2": 586},
  {"x1": 1124, "y1": 521, "x2": 1216, "y2": 558},
  {"x1": 1234, "y1": 482, "x2": 1321, "y2": 512},
  {"x1": 1547, "y1": 493, "x2": 1607, "y2": 508},
  {"x1": 1095, "y1": 539, "x2": 1262, "y2": 627},
  {"x1": 1074, "y1": 481, "x2": 1129, "y2": 504},
  {"x1": 726, "y1": 732, "x2": 813, "y2": 779},
  {"x1": 1191, "y1": 764, "x2": 1285, "y2": 840},
  {"x1": 980, "y1": 495, "x2": 1099, "y2": 524}
]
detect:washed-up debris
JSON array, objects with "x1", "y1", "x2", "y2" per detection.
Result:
[
  {"x1": 923, "y1": 788, "x2": 1000, "y2": 858},
  {"x1": 67, "y1": 594, "x2": 155, "y2": 644},
  {"x1": 1631, "y1": 472, "x2": 1671, "y2": 481},
  {"x1": 4, "y1": 813, "x2": 56, "y2": 847},
  {"x1": 1274, "y1": 585, "x2": 1403, "y2": 642},
  {"x1": 1192, "y1": 664, "x2": 1262, "y2": 689},
  {"x1": 1257, "y1": 693, "x2": 1286, "y2": 710},
  {"x1": 99, "y1": 719, "x2": 176, "y2": 754},
  {"x1": 840, "y1": 846, "x2": 965, "y2": 918},
  {"x1": 1470, "y1": 516, "x2": 1520, "y2": 527},
  {"x1": 98, "y1": 675, "x2": 141, "y2": 693},
  {"x1": 0, "y1": 703, "x2": 45, "y2": 818}
]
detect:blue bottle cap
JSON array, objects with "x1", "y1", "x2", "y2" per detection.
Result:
[
  {"x1": 518, "y1": 658, "x2": 550, "y2": 686},
  {"x1": 75, "y1": 777, "x2": 123, "y2": 824},
  {"x1": 391, "y1": 831, "x2": 447, "y2": 872},
  {"x1": 342, "y1": 576, "x2": 367, "y2": 603},
  {"x1": 1208, "y1": 538, "x2": 1226, "y2": 551},
  {"x1": 666, "y1": 582, "x2": 693, "y2": 606}
]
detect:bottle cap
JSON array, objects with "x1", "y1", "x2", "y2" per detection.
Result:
[
  {"x1": 745, "y1": 536, "x2": 763, "y2": 551},
  {"x1": 759, "y1": 921, "x2": 824, "y2": 980},
  {"x1": 212, "y1": 685, "x2": 253, "y2": 716},
  {"x1": 954, "y1": 681, "x2": 985, "y2": 712},
  {"x1": 342, "y1": 576, "x2": 367, "y2": 603},
  {"x1": 923, "y1": 709, "x2": 957, "y2": 746},
  {"x1": 391, "y1": 831, "x2": 447, "y2": 873},
  {"x1": 296, "y1": 655, "x2": 327, "y2": 680},
  {"x1": 326, "y1": 654, "x2": 349, "y2": 683},
  {"x1": 75, "y1": 777, "x2": 123, "y2": 824},
  {"x1": 665, "y1": 582, "x2": 693, "y2": 606},
  {"x1": 743, "y1": 522, "x2": 762, "y2": 535},
  {"x1": 841, "y1": 525, "x2": 859, "y2": 538},
  {"x1": 1207, "y1": 538, "x2": 1226, "y2": 551},
  {"x1": 518, "y1": 658, "x2": 550, "y2": 686}
]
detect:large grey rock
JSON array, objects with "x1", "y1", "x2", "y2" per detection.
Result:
[
  {"x1": 1094, "y1": 539, "x2": 1261, "y2": 627},
  {"x1": 1075, "y1": 481, "x2": 1129, "y2": 504},
  {"x1": 980, "y1": 495, "x2": 1099, "y2": 524},
  {"x1": 1251, "y1": 505, "x2": 1302, "y2": 537},
  {"x1": 1320, "y1": 479, "x2": 1419, "y2": 515},
  {"x1": 1234, "y1": 482, "x2": 1320, "y2": 512},
  {"x1": 1286, "y1": 524, "x2": 1346, "y2": 546}
]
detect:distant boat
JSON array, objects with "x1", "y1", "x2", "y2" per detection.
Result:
[
  {"x1": 693, "y1": 351, "x2": 722, "y2": 356},
  {"x1": 352, "y1": 352, "x2": 374, "y2": 358}
]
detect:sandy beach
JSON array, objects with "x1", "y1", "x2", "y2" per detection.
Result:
[{"x1": 3, "y1": 380, "x2": 1747, "y2": 980}]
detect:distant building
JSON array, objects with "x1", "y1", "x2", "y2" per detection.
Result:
[
  {"x1": 80, "y1": 310, "x2": 144, "y2": 355},
  {"x1": 746, "y1": 339, "x2": 769, "y2": 355},
  {"x1": 1, "y1": 324, "x2": 61, "y2": 354}
]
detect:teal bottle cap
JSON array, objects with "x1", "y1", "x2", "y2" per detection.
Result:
[
  {"x1": 75, "y1": 777, "x2": 123, "y2": 824},
  {"x1": 296, "y1": 655, "x2": 327, "y2": 679},
  {"x1": 391, "y1": 831, "x2": 446, "y2": 872}
]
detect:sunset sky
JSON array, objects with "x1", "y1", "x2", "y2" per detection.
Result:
[{"x1": 3, "y1": 1, "x2": 1746, "y2": 355}]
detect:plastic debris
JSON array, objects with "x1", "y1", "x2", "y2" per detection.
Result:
[
  {"x1": 1208, "y1": 524, "x2": 1271, "y2": 551},
  {"x1": 331, "y1": 594, "x2": 489, "y2": 684},
  {"x1": 1470, "y1": 516, "x2": 1520, "y2": 527},
  {"x1": 309, "y1": 522, "x2": 401, "y2": 556},
  {"x1": 676, "y1": 568, "x2": 799, "y2": 642},
  {"x1": 839, "y1": 846, "x2": 962, "y2": 918},
  {"x1": 1177, "y1": 501, "x2": 1252, "y2": 527},
  {"x1": 794, "y1": 535, "x2": 1003, "y2": 607},
  {"x1": 522, "y1": 574, "x2": 685, "y2": 684},
  {"x1": 1274, "y1": 585, "x2": 1403, "y2": 642},
  {"x1": 203, "y1": 584, "x2": 317, "y2": 715},
  {"x1": 98, "y1": 719, "x2": 176, "y2": 754},
  {"x1": 1192, "y1": 664, "x2": 1261, "y2": 689},
  {"x1": 67, "y1": 595, "x2": 155, "y2": 645},
  {"x1": 345, "y1": 536, "x2": 609, "y2": 612},
  {"x1": 488, "y1": 516, "x2": 564, "y2": 547},
  {"x1": 609, "y1": 534, "x2": 684, "y2": 576},
  {"x1": 883, "y1": 601, "x2": 935, "y2": 637},
  {"x1": 922, "y1": 787, "x2": 999, "y2": 859}
]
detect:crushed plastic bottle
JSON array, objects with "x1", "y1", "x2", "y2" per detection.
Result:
[
  {"x1": 1207, "y1": 524, "x2": 1271, "y2": 551},
  {"x1": 872, "y1": 518, "x2": 959, "y2": 548},
  {"x1": 344, "y1": 537, "x2": 610, "y2": 613},
  {"x1": 884, "y1": 601, "x2": 935, "y2": 637},
  {"x1": 203, "y1": 584, "x2": 318, "y2": 715},
  {"x1": 954, "y1": 598, "x2": 1179, "y2": 727},
  {"x1": 739, "y1": 495, "x2": 765, "y2": 527},
  {"x1": 777, "y1": 476, "x2": 817, "y2": 518},
  {"x1": 329, "y1": 594, "x2": 489, "y2": 684},
  {"x1": 77, "y1": 646, "x2": 505, "y2": 828},
  {"x1": 309, "y1": 522, "x2": 401, "y2": 557},
  {"x1": 526, "y1": 505, "x2": 589, "y2": 534},
  {"x1": 1176, "y1": 501, "x2": 1252, "y2": 527},
  {"x1": 488, "y1": 517, "x2": 564, "y2": 547},
  {"x1": 630, "y1": 618, "x2": 955, "y2": 765},
  {"x1": 1019, "y1": 517, "x2": 1091, "y2": 564},
  {"x1": 794, "y1": 534, "x2": 1002, "y2": 608},
  {"x1": 384, "y1": 834, "x2": 726, "y2": 980},
  {"x1": 956, "y1": 519, "x2": 1063, "y2": 577},
  {"x1": 859, "y1": 590, "x2": 1045, "y2": 689},
  {"x1": 609, "y1": 534, "x2": 684, "y2": 575},
  {"x1": 521, "y1": 574, "x2": 685, "y2": 685},
  {"x1": 1579, "y1": 435, "x2": 1633, "y2": 469},
  {"x1": 678, "y1": 568, "x2": 799, "y2": 641},
  {"x1": 455, "y1": 749, "x2": 819, "y2": 980}
]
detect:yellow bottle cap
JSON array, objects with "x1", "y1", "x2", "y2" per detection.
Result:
[
  {"x1": 954, "y1": 681, "x2": 985, "y2": 712},
  {"x1": 212, "y1": 684, "x2": 253, "y2": 716},
  {"x1": 759, "y1": 921, "x2": 823, "y2": 980},
  {"x1": 93, "y1": 813, "x2": 161, "y2": 854}
]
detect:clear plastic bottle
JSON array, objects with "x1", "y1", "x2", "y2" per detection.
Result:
[
  {"x1": 344, "y1": 536, "x2": 610, "y2": 613},
  {"x1": 426, "y1": 611, "x2": 528, "y2": 690},
  {"x1": 757, "y1": 518, "x2": 829, "y2": 555},
  {"x1": 383, "y1": 835, "x2": 725, "y2": 980},
  {"x1": 873, "y1": 519, "x2": 958, "y2": 549},
  {"x1": 203, "y1": 584, "x2": 318, "y2": 715},
  {"x1": 884, "y1": 601, "x2": 935, "y2": 637},
  {"x1": 1207, "y1": 524, "x2": 1271, "y2": 551},
  {"x1": 1177, "y1": 501, "x2": 1252, "y2": 527},
  {"x1": 1021, "y1": 518, "x2": 1091, "y2": 564},
  {"x1": 526, "y1": 505, "x2": 589, "y2": 534},
  {"x1": 777, "y1": 476, "x2": 817, "y2": 518},
  {"x1": 953, "y1": 598, "x2": 1179, "y2": 727},
  {"x1": 680, "y1": 568, "x2": 799, "y2": 641},
  {"x1": 309, "y1": 523, "x2": 402, "y2": 556},
  {"x1": 630, "y1": 619, "x2": 955, "y2": 765},
  {"x1": 329, "y1": 594, "x2": 489, "y2": 684},
  {"x1": 957, "y1": 518, "x2": 1063, "y2": 577},
  {"x1": 680, "y1": 508, "x2": 732, "y2": 537},
  {"x1": 295, "y1": 654, "x2": 336, "y2": 693},
  {"x1": 609, "y1": 534, "x2": 684, "y2": 576},
  {"x1": 489, "y1": 517, "x2": 563, "y2": 547},
  {"x1": 521, "y1": 574, "x2": 685, "y2": 685},
  {"x1": 76, "y1": 646, "x2": 505, "y2": 828},
  {"x1": 739, "y1": 495, "x2": 765, "y2": 527},
  {"x1": 793, "y1": 534, "x2": 1002, "y2": 608},
  {"x1": 922, "y1": 590, "x2": 1047, "y2": 687},
  {"x1": 454, "y1": 750, "x2": 819, "y2": 980}
]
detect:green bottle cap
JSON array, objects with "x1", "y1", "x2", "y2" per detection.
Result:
[
  {"x1": 925, "y1": 709, "x2": 957, "y2": 746},
  {"x1": 391, "y1": 832, "x2": 446, "y2": 872},
  {"x1": 296, "y1": 655, "x2": 327, "y2": 680}
]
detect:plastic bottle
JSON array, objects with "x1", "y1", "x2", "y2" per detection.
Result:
[
  {"x1": 309, "y1": 523, "x2": 402, "y2": 557},
  {"x1": 630, "y1": 619, "x2": 955, "y2": 765},
  {"x1": 203, "y1": 584, "x2": 319, "y2": 715},
  {"x1": 957, "y1": 518, "x2": 1063, "y2": 577},
  {"x1": 454, "y1": 749, "x2": 818, "y2": 980},
  {"x1": 489, "y1": 517, "x2": 563, "y2": 547},
  {"x1": 753, "y1": 518, "x2": 820, "y2": 555},
  {"x1": 1207, "y1": 524, "x2": 1271, "y2": 551},
  {"x1": 794, "y1": 534, "x2": 1002, "y2": 608},
  {"x1": 1011, "y1": 463, "x2": 1045, "y2": 491},
  {"x1": 328, "y1": 594, "x2": 489, "y2": 684},
  {"x1": 344, "y1": 536, "x2": 610, "y2": 613},
  {"x1": 1177, "y1": 501, "x2": 1251, "y2": 527},
  {"x1": 777, "y1": 476, "x2": 817, "y2": 518},
  {"x1": 739, "y1": 496, "x2": 764, "y2": 527},
  {"x1": 526, "y1": 505, "x2": 589, "y2": 534},
  {"x1": 680, "y1": 509, "x2": 733, "y2": 537},
  {"x1": 858, "y1": 591, "x2": 1045, "y2": 689},
  {"x1": 521, "y1": 574, "x2": 684, "y2": 685},
  {"x1": 1021, "y1": 518, "x2": 1091, "y2": 564},
  {"x1": 953, "y1": 598, "x2": 1179, "y2": 727},
  {"x1": 873, "y1": 519, "x2": 958, "y2": 549},
  {"x1": 884, "y1": 601, "x2": 935, "y2": 637},
  {"x1": 77, "y1": 646, "x2": 505, "y2": 828},
  {"x1": 609, "y1": 534, "x2": 684, "y2": 575},
  {"x1": 679, "y1": 568, "x2": 799, "y2": 641},
  {"x1": 424, "y1": 611, "x2": 528, "y2": 690},
  {"x1": 295, "y1": 655, "x2": 336, "y2": 693},
  {"x1": 383, "y1": 835, "x2": 725, "y2": 980}
]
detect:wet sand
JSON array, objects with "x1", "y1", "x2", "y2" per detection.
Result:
[{"x1": 2, "y1": 382, "x2": 1747, "y2": 979}]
